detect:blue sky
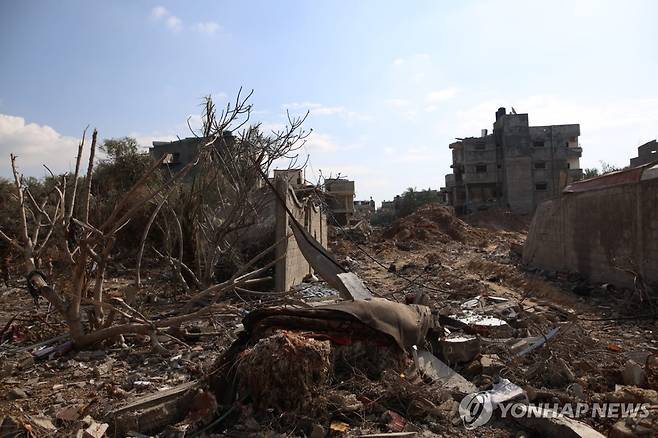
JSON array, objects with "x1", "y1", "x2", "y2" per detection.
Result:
[{"x1": 1, "y1": 0, "x2": 657, "y2": 203}]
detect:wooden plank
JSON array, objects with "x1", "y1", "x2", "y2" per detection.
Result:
[{"x1": 109, "y1": 381, "x2": 197, "y2": 416}]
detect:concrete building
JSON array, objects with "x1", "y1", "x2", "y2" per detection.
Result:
[
  {"x1": 441, "y1": 108, "x2": 583, "y2": 214},
  {"x1": 630, "y1": 140, "x2": 658, "y2": 168},
  {"x1": 524, "y1": 162, "x2": 658, "y2": 288},
  {"x1": 150, "y1": 133, "x2": 235, "y2": 179},
  {"x1": 273, "y1": 168, "x2": 305, "y2": 188},
  {"x1": 324, "y1": 178, "x2": 355, "y2": 225},
  {"x1": 353, "y1": 199, "x2": 376, "y2": 221}
]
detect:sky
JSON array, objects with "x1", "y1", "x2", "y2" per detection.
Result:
[{"x1": 1, "y1": 0, "x2": 657, "y2": 204}]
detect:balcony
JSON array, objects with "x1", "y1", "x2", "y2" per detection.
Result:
[{"x1": 566, "y1": 146, "x2": 583, "y2": 157}]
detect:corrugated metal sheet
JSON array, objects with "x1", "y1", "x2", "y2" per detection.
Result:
[{"x1": 564, "y1": 161, "x2": 658, "y2": 193}]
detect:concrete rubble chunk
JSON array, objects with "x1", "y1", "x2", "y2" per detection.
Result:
[
  {"x1": 337, "y1": 272, "x2": 374, "y2": 300},
  {"x1": 8, "y1": 387, "x2": 28, "y2": 400},
  {"x1": 81, "y1": 420, "x2": 109, "y2": 438},
  {"x1": 439, "y1": 335, "x2": 480, "y2": 363},
  {"x1": 622, "y1": 360, "x2": 647, "y2": 387},
  {"x1": 415, "y1": 349, "x2": 477, "y2": 395},
  {"x1": 449, "y1": 312, "x2": 514, "y2": 338},
  {"x1": 511, "y1": 326, "x2": 560, "y2": 356},
  {"x1": 480, "y1": 354, "x2": 505, "y2": 376},
  {"x1": 30, "y1": 416, "x2": 56, "y2": 431}
]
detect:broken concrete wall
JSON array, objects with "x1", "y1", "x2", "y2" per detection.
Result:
[
  {"x1": 274, "y1": 178, "x2": 327, "y2": 292},
  {"x1": 523, "y1": 176, "x2": 658, "y2": 287}
]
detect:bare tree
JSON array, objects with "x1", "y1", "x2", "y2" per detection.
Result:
[
  {"x1": 1, "y1": 90, "x2": 312, "y2": 350},
  {"x1": 139, "y1": 89, "x2": 311, "y2": 295}
]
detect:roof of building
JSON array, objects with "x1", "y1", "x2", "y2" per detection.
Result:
[{"x1": 563, "y1": 161, "x2": 658, "y2": 193}]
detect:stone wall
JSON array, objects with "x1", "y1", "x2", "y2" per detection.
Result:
[
  {"x1": 274, "y1": 178, "x2": 328, "y2": 292},
  {"x1": 523, "y1": 177, "x2": 658, "y2": 287}
]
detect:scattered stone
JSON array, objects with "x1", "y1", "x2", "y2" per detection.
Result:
[
  {"x1": 330, "y1": 421, "x2": 350, "y2": 434},
  {"x1": 622, "y1": 360, "x2": 647, "y2": 387},
  {"x1": 30, "y1": 416, "x2": 56, "y2": 431},
  {"x1": 480, "y1": 354, "x2": 504, "y2": 376},
  {"x1": 56, "y1": 405, "x2": 83, "y2": 422},
  {"x1": 15, "y1": 351, "x2": 34, "y2": 371},
  {"x1": 81, "y1": 420, "x2": 109, "y2": 438},
  {"x1": 8, "y1": 387, "x2": 28, "y2": 400},
  {"x1": 416, "y1": 350, "x2": 477, "y2": 395},
  {"x1": 439, "y1": 335, "x2": 480, "y2": 364}
]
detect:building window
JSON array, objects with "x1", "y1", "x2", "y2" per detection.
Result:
[
  {"x1": 533, "y1": 140, "x2": 545, "y2": 147},
  {"x1": 475, "y1": 164, "x2": 487, "y2": 173},
  {"x1": 535, "y1": 183, "x2": 548, "y2": 191},
  {"x1": 534, "y1": 161, "x2": 546, "y2": 169}
]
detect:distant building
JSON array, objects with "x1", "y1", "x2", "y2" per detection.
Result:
[
  {"x1": 150, "y1": 133, "x2": 235, "y2": 179},
  {"x1": 324, "y1": 178, "x2": 355, "y2": 225},
  {"x1": 353, "y1": 199, "x2": 375, "y2": 221},
  {"x1": 630, "y1": 140, "x2": 658, "y2": 168},
  {"x1": 441, "y1": 107, "x2": 583, "y2": 214},
  {"x1": 273, "y1": 169, "x2": 305, "y2": 188}
]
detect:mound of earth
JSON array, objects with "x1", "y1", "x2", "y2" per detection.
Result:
[{"x1": 383, "y1": 204, "x2": 483, "y2": 243}]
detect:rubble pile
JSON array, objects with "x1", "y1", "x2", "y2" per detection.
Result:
[
  {"x1": 1, "y1": 203, "x2": 657, "y2": 437},
  {"x1": 383, "y1": 203, "x2": 483, "y2": 244},
  {"x1": 237, "y1": 332, "x2": 332, "y2": 412}
]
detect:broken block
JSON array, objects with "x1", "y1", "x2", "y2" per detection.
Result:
[
  {"x1": 439, "y1": 335, "x2": 480, "y2": 364},
  {"x1": 622, "y1": 360, "x2": 647, "y2": 387},
  {"x1": 480, "y1": 354, "x2": 505, "y2": 376}
]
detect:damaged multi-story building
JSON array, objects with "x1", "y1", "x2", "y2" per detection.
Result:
[
  {"x1": 630, "y1": 139, "x2": 658, "y2": 167},
  {"x1": 324, "y1": 177, "x2": 355, "y2": 225},
  {"x1": 441, "y1": 107, "x2": 583, "y2": 214}
]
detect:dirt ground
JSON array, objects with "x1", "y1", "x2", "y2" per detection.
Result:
[{"x1": 1, "y1": 206, "x2": 657, "y2": 437}]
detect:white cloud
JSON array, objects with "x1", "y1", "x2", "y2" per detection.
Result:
[
  {"x1": 282, "y1": 102, "x2": 370, "y2": 121},
  {"x1": 0, "y1": 114, "x2": 83, "y2": 177},
  {"x1": 193, "y1": 21, "x2": 221, "y2": 35},
  {"x1": 166, "y1": 16, "x2": 182, "y2": 32},
  {"x1": 384, "y1": 98, "x2": 418, "y2": 120},
  {"x1": 426, "y1": 87, "x2": 459, "y2": 104},
  {"x1": 398, "y1": 145, "x2": 441, "y2": 164},
  {"x1": 304, "y1": 132, "x2": 361, "y2": 153},
  {"x1": 150, "y1": 6, "x2": 168, "y2": 19},
  {"x1": 385, "y1": 98, "x2": 410, "y2": 108},
  {"x1": 150, "y1": 6, "x2": 182, "y2": 32},
  {"x1": 392, "y1": 53, "x2": 430, "y2": 66}
]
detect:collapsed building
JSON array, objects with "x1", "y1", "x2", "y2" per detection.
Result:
[
  {"x1": 150, "y1": 138, "x2": 327, "y2": 293},
  {"x1": 441, "y1": 108, "x2": 583, "y2": 214},
  {"x1": 523, "y1": 161, "x2": 658, "y2": 288},
  {"x1": 353, "y1": 199, "x2": 375, "y2": 221}
]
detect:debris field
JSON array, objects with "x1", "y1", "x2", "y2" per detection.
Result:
[{"x1": 1, "y1": 203, "x2": 656, "y2": 437}]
